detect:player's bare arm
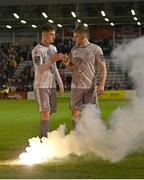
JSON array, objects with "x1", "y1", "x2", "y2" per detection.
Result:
[
  {"x1": 50, "y1": 53, "x2": 64, "y2": 63},
  {"x1": 55, "y1": 64, "x2": 64, "y2": 95},
  {"x1": 59, "y1": 83, "x2": 64, "y2": 95},
  {"x1": 97, "y1": 62, "x2": 107, "y2": 95}
]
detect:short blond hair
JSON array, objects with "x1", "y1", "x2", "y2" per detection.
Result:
[{"x1": 74, "y1": 25, "x2": 89, "y2": 37}]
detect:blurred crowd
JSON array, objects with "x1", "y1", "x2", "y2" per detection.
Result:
[{"x1": 0, "y1": 42, "x2": 33, "y2": 93}]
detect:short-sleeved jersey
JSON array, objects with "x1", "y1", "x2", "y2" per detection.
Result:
[
  {"x1": 32, "y1": 43, "x2": 62, "y2": 89},
  {"x1": 70, "y1": 43, "x2": 105, "y2": 89}
]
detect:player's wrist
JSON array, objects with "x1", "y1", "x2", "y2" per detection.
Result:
[
  {"x1": 63, "y1": 54, "x2": 70, "y2": 65},
  {"x1": 59, "y1": 83, "x2": 63, "y2": 87},
  {"x1": 64, "y1": 59, "x2": 70, "y2": 65}
]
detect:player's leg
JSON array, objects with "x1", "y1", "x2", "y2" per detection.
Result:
[
  {"x1": 70, "y1": 89, "x2": 84, "y2": 129},
  {"x1": 34, "y1": 88, "x2": 51, "y2": 138},
  {"x1": 71, "y1": 110, "x2": 81, "y2": 129},
  {"x1": 48, "y1": 88, "x2": 57, "y2": 114},
  {"x1": 40, "y1": 111, "x2": 50, "y2": 138},
  {"x1": 83, "y1": 88, "x2": 96, "y2": 105},
  {"x1": 39, "y1": 88, "x2": 57, "y2": 138}
]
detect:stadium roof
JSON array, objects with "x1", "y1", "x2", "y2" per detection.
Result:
[{"x1": 0, "y1": 0, "x2": 144, "y2": 28}]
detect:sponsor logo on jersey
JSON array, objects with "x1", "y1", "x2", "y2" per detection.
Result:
[{"x1": 73, "y1": 57, "x2": 86, "y2": 73}]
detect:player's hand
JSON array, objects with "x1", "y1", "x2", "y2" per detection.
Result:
[
  {"x1": 97, "y1": 84, "x2": 105, "y2": 95},
  {"x1": 50, "y1": 53, "x2": 64, "y2": 63},
  {"x1": 61, "y1": 53, "x2": 70, "y2": 65},
  {"x1": 59, "y1": 84, "x2": 64, "y2": 95}
]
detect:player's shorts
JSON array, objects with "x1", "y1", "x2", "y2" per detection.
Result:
[
  {"x1": 34, "y1": 88, "x2": 56, "y2": 113},
  {"x1": 70, "y1": 88, "x2": 96, "y2": 111}
]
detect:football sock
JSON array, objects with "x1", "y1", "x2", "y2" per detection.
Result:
[
  {"x1": 72, "y1": 118, "x2": 77, "y2": 130},
  {"x1": 39, "y1": 120, "x2": 49, "y2": 138}
]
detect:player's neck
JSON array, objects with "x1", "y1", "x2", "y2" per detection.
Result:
[
  {"x1": 80, "y1": 39, "x2": 90, "y2": 47},
  {"x1": 41, "y1": 39, "x2": 50, "y2": 47}
]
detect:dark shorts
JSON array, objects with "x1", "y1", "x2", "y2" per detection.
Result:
[
  {"x1": 70, "y1": 88, "x2": 96, "y2": 111},
  {"x1": 34, "y1": 88, "x2": 56, "y2": 113}
]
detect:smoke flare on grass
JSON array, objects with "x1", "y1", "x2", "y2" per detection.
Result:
[{"x1": 19, "y1": 37, "x2": 144, "y2": 164}]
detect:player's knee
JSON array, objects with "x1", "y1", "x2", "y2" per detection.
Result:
[
  {"x1": 72, "y1": 110, "x2": 80, "y2": 119},
  {"x1": 41, "y1": 112, "x2": 50, "y2": 121}
]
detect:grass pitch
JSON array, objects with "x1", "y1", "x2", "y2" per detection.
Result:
[{"x1": 0, "y1": 96, "x2": 144, "y2": 179}]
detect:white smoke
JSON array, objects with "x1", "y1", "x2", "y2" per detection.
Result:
[
  {"x1": 112, "y1": 36, "x2": 144, "y2": 96},
  {"x1": 19, "y1": 37, "x2": 144, "y2": 164}
]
